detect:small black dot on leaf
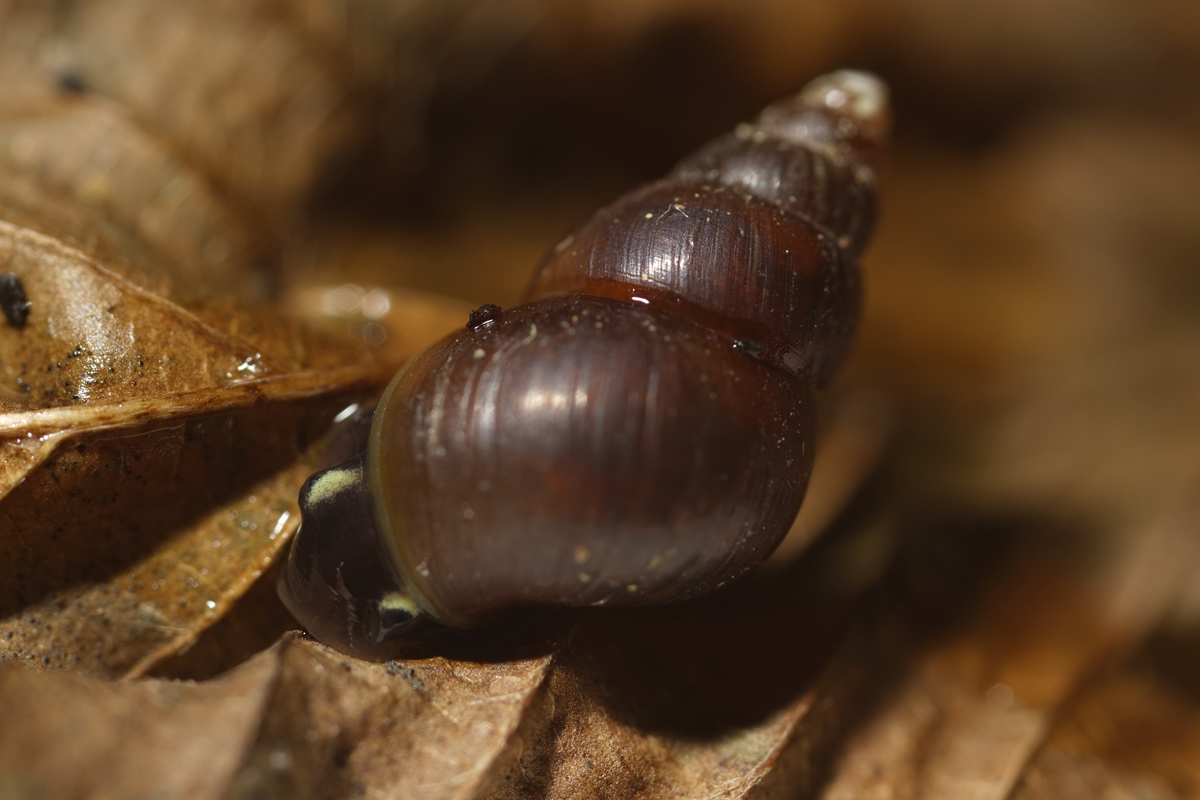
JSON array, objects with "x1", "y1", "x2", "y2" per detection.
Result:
[{"x1": 0, "y1": 274, "x2": 30, "y2": 328}]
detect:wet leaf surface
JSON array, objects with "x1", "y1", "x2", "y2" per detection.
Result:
[{"x1": 0, "y1": 219, "x2": 457, "y2": 677}]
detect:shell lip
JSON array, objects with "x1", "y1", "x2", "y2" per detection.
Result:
[
  {"x1": 367, "y1": 340, "x2": 483, "y2": 631},
  {"x1": 278, "y1": 457, "x2": 423, "y2": 661}
]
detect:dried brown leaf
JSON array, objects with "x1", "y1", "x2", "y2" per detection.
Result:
[
  {"x1": 0, "y1": 90, "x2": 268, "y2": 302},
  {"x1": 0, "y1": 634, "x2": 554, "y2": 800},
  {"x1": 0, "y1": 404, "x2": 332, "y2": 678},
  {"x1": 0, "y1": 570, "x2": 882, "y2": 799},
  {"x1": 482, "y1": 601, "x2": 871, "y2": 800},
  {"x1": 819, "y1": 515, "x2": 1200, "y2": 800},
  {"x1": 0, "y1": 0, "x2": 365, "y2": 214},
  {"x1": 0, "y1": 644, "x2": 281, "y2": 799},
  {"x1": 1013, "y1": 668, "x2": 1200, "y2": 800},
  {"x1": 0, "y1": 221, "x2": 282, "y2": 409},
  {"x1": 233, "y1": 636, "x2": 553, "y2": 800},
  {"x1": 0, "y1": 217, "x2": 417, "y2": 676}
]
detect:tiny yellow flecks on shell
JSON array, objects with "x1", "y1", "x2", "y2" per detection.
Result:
[{"x1": 307, "y1": 464, "x2": 363, "y2": 506}]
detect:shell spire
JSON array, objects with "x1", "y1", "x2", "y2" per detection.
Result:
[{"x1": 672, "y1": 69, "x2": 891, "y2": 259}]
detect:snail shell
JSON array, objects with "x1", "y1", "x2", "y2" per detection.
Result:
[{"x1": 279, "y1": 70, "x2": 891, "y2": 659}]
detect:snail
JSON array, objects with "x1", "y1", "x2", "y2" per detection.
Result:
[{"x1": 279, "y1": 70, "x2": 891, "y2": 659}]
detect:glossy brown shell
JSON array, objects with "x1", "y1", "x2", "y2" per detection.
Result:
[
  {"x1": 528, "y1": 181, "x2": 859, "y2": 384},
  {"x1": 280, "y1": 70, "x2": 890, "y2": 657},
  {"x1": 369, "y1": 295, "x2": 815, "y2": 626},
  {"x1": 673, "y1": 132, "x2": 877, "y2": 258}
]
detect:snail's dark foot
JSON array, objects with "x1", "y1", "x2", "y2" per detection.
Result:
[{"x1": 278, "y1": 456, "x2": 422, "y2": 661}]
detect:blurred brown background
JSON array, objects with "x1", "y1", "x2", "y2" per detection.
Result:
[
  {"x1": 292, "y1": 0, "x2": 1200, "y2": 420},
  {"x1": 300, "y1": 4, "x2": 1200, "y2": 790},
  {"x1": 294, "y1": 0, "x2": 1200, "y2": 576},
  {"x1": 291, "y1": 2, "x2": 1200, "y2": 793}
]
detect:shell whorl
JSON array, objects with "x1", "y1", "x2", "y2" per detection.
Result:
[
  {"x1": 675, "y1": 70, "x2": 889, "y2": 258},
  {"x1": 278, "y1": 71, "x2": 891, "y2": 659},
  {"x1": 528, "y1": 70, "x2": 889, "y2": 385}
]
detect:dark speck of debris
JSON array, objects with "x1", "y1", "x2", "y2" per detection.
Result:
[
  {"x1": 55, "y1": 71, "x2": 88, "y2": 95},
  {"x1": 0, "y1": 274, "x2": 30, "y2": 328},
  {"x1": 733, "y1": 338, "x2": 767, "y2": 359},
  {"x1": 467, "y1": 304, "x2": 502, "y2": 331},
  {"x1": 327, "y1": 745, "x2": 351, "y2": 769},
  {"x1": 385, "y1": 661, "x2": 425, "y2": 691}
]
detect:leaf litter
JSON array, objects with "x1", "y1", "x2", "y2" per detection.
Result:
[{"x1": 2, "y1": 3, "x2": 1200, "y2": 796}]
